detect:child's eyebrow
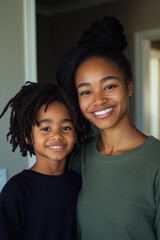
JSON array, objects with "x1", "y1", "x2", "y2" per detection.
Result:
[
  {"x1": 61, "y1": 119, "x2": 73, "y2": 123},
  {"x1": 38, "y1": 119, "x2": 52, "y2": 125}
]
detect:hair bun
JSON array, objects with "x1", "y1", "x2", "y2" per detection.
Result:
[{"x1": 78, "y1": 17, "x2": 127, "y2": 52}]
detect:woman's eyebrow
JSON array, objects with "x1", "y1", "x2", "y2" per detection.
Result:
[
  {"x1": 99, "y1": 76, "x2": 119, "y2": 83},
  {"x1": 77, "y1": 76, "x2": 119, "y2": 89}
]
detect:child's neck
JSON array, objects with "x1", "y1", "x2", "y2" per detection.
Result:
[{"x1": 29, "y1": 160, "x2": 66, "y2": 176}]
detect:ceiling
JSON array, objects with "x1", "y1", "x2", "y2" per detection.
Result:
[{"x1": 36, "y1": 0, "x2": 118, "y2": 15}]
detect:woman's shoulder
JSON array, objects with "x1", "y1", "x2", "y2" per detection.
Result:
[
  {"x1": 75, "y1": 134, "x2": 99, "y2": 159},
  {"x1": 69, "y1": 135, "x2": 99, "y2": 173},
  {"x1": 81, "y1": 134, "x2": 99, "y2": 150},
  {"x1": 147, "y1": 136, "x2": 160, "y2": 151},
  {"x1": 140, "y1": 136, "x2": 160, "y2": 170}
]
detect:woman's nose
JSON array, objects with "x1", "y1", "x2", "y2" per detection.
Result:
[{"x1": 93, "y1": 92, "x2": 107, "y2": 106}]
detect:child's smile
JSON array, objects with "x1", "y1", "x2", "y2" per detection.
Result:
[{"x1": 30, "y1": 101, "x2": 76, "y2": 173}]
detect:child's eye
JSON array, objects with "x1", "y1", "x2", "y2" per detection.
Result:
[
  {"x1": 62, "y1": 126, "x2": 72, "y2": 131},
  {"x1": 80, "y1": 90, "x2": 91, "y2": 96},
  {"x1": 41, "y1": 127, "x2": 50, "y2": 131}
]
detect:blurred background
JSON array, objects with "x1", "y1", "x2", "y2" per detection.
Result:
[{"x1": 0, "y1": 0, "x2": 160, "y2": 186}]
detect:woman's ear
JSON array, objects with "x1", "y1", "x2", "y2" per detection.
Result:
[
  {"x1": 128, "y1": 81, "x2": 133, "y2": 97},
  {"x1": 74, "y1": 133, "x2": 77, "y2": 144}
]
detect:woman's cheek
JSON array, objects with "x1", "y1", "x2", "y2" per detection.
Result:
[{"x1": 79, "y1": 97, "x2": 89, "y2": 113}]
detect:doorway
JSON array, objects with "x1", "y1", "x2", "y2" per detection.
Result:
[
  {"x1": 149, "y1": 41, "x2": 160, "y2": 139},
  {"x1": 24, "y1": 0, "x2": 37, "y2": 167},
  {"x1": 135, "y1": 29, "x2": 160, "y2": 139}
]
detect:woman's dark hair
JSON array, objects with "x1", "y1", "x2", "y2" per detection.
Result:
[
  {"x1": 0, "y1": 81, "x2": 85, "y2": 157},
  {"x1": 57, "y1": 17, "x2": 133, "y2": 134}
]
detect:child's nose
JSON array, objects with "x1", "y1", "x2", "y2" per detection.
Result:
[{"x1": 50, "y1": 130, "x2": 64, "y2": 141}]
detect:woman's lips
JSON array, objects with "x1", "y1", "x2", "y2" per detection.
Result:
[{"x1": 91, "y1": 107, "x2": 114, "y2": 119}]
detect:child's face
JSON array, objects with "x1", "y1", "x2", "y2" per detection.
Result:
[{"x1": 31, "y1": 101, "x2": 76, "y2": 165}]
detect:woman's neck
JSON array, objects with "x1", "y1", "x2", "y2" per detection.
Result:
[{"x1": 98, "y1": 120, "x2": 147, "y2": 156}]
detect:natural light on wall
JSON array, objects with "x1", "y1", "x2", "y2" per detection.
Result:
[
  {"x1": 24, "y1": 0, "x2": 37, "y2": 167},
  {"x1": 149, "y1": 49, "x2": 160, "y2": 139}
]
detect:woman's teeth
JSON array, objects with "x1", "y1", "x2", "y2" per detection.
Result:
[{"x1": 94, "y1": 107, "x2": 113, "y2": 116}]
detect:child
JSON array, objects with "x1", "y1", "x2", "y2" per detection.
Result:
[{"x1": 0, "y1": 82, "x2": 83, "y2": 240}]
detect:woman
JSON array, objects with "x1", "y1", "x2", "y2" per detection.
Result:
[{"x1": 57, "y1": 17, "x2": 160, "y2": 240}]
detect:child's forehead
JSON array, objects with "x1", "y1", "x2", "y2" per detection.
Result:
[
  {"x1": 42, "y1": 101, "x2": 67, "y2": 111},
  {"x1": 36, "y1": 101, "x2": 71, "y2": 120}
]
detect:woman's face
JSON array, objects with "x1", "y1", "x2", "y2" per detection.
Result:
[{"x1": 75, "y1": 57, "x2": 133, "y2": 130}]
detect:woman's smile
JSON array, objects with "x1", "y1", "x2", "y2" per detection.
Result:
[
  {"x1": 92, "y1": 107, "x2": 114, "y2": 118},
  {"x1": 75, "y1": 57, "x2": 133, "y2": 130}
]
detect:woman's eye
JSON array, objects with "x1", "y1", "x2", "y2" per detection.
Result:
[
  {"x1": 62, "y1": 126, "x2": 72, "y2": 131},
  {"x1": 41, "y1": 127, "x2": 50, "y2": 131}
]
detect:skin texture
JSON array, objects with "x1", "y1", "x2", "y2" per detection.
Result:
[
  {"x1": 75, "y1": 57, "x2": 147, "y2": 156},
  {"x1": 28, "y1": 101, "x2": 76, "y2": 175}
]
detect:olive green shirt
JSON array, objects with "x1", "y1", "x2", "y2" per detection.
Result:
[{"x1": 70, "y1": 135, "x2": 160, "y2": 240}]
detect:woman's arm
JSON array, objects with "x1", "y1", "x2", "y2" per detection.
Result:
[
  {"x1": 69, "y1": 149, "x2": 82, "y2": 175},
  {"x1": 154, "y1": 170, "x2": 160, "y2": 239}
]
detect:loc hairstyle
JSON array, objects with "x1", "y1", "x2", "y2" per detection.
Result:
[
  {"x1": 57, "y1": 16, "x2": 133, "y2": 134},
  {"x1": 0, "y1": 81, "x2": 86, "y2": 157}
]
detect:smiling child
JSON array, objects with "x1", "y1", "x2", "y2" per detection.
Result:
[{"x1": 0, "y1": 82, "x2": 85, "y2": 240}]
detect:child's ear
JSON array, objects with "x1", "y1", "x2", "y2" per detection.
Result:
[
  {"x1": 25, "y1": 136, "x2": 32, "y2": 145},
  {"x1": 25, "y1": 137, "x2": 29, "y2": 144}
]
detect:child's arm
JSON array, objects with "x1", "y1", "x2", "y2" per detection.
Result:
[{"x1": 0, "y1": 184, "x2": 22, "y2": 239}]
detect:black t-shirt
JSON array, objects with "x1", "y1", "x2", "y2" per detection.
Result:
[{"x1": 0, "y1": 169, "x2": 81, "y2": 240}]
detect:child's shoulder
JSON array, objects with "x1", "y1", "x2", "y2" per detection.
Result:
[
  {"x1": 66, "y1": 169, "x2": 82, "y2": 189},
  {"x1": 6, "y1": 170, "x2": 26, "y2": 184},
  {"x1": 67, "y1": 169, "x2": 81, "y2": 179},
  {"x1": 0, "y1": 171, "x2": 26, "y2": 198}
]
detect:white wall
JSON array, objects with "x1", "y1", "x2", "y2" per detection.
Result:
[{"x1": 0, "y1": 0, "x2": 29, "y2": 181}]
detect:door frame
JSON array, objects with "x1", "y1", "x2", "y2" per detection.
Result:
[
  {"x1": 24, "y1": 0, "x2": 37, "y2": 167},
  {"x1": 135, "y1": 28, "x2": 160, "y2": 135}
]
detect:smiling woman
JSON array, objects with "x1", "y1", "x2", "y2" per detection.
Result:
[
  {"x1": 57, "y1": 16, "x2": 160, "y2": 240},
  {"x1": 75, "y1": 57, "x2": 133, "y2": 131}
]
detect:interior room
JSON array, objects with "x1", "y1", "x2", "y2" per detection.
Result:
[{"x1": 0, "y1": 0, "x2": 160, "y2": 185}]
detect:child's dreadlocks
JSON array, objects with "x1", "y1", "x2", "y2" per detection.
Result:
[{"x1": 0, "y1": 81, "x2": 92, "y2": 157}]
